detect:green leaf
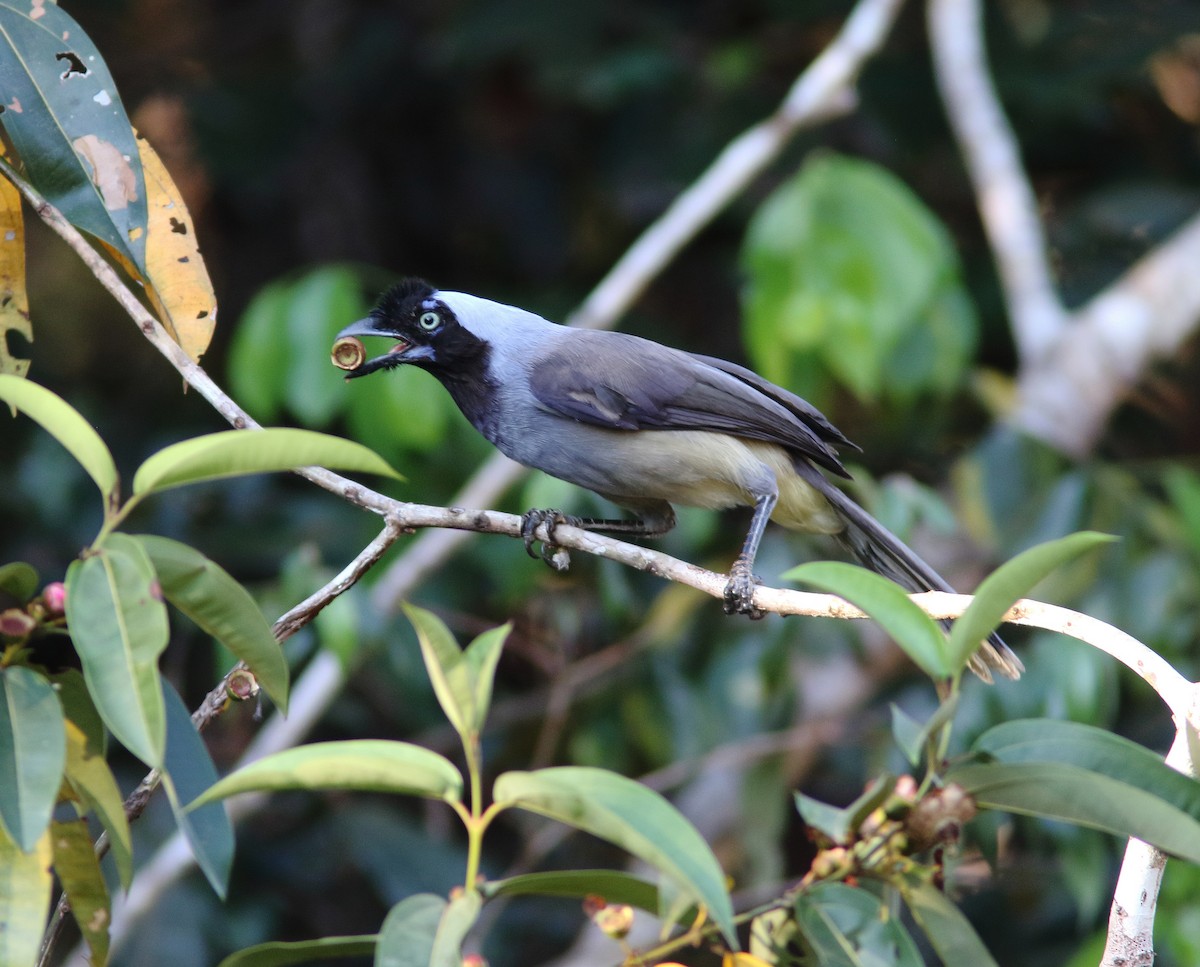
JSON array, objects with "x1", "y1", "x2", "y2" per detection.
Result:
[
  {"x1": 189, "y1": 739, "x2": 463, "y2": 809},
  {"x1": 139, "y1": 535, "x2": 289, "y2": 712},
  {"x1": 970, "y1": 719, "x2": 1200, "y2": 823},
  {"x1": 948, "y1": 761, "x2": 1200, "y2": 863},
  {"x1": 0, "y1": 375, "x2": 118, "y2": 506},
  {"x1": 0, "y1": 1, "x2": 148, "y2": 270},
  {"x1": 0, "y1": 666, "x2": 66, "y2": 850},
  {"x1": 53, "y1": 670, "x2": 106, "y2": 758},
  {"x1": 49, "y1": 818, "x2": 110, "y2": 967},
  {"x1": 228, "y1": 280, "x2": 292, "y2": 423},
  {"x1": 217, "y1": 936, "x2": 377, "y2": 967},
  {"x1": 741, "y1": 154, "x2": 974, "y2": 405},
  {"x1": 372, "y1": 891, "x2": 484, "y2": 967},
  {"x1": 493, "y1": 766, "x2": 736, "y2": 947},
  {"x1": 429, "y1": 890, "x2": 482, "y2": 967},
  {"x1": 899, "y1": 876, "x2": 999, "y2": 967},
  {"x1": 284, "y1": 266, "x2": 366, "y2": 426},
  {"x1": 465, "y1": 624, "x2": 508, "y2": 734},
  {"x1": 784, "y1": 561, "x2": 950, "y2": 678},
  {"x1": 794, "y1": 882, "x2": 924, "y2": 967},
  {"x1": 1163, "y1": 466, "x2": 1200, "y2": 558},
  {"x1": 0, "y1": 562, "x2": 37, "y2": 602},
  {"x1": 375, "y1": 894, "x2": 445, "y2": 967},
  {"x1": 946, "y1": 532, "x2": 1115, "y2": 672},
  {"x1": 890, "y1": 694, "x2": 959, "y2": 768},
  {"x1": 65, "y1": 533, "x2": 169, "y2": 767},
  {"x1": 0, "y1": 824, "x2": 52, "y2": 967},
  {"x1": 347, "y1": 362, "x2": 452, "y2": 456},
  {"x1": 404, "y1": 604, "x2": 510, "y2": 738},
  {"x1": 795, "y1": 774, "x2": 893, "y2": 845},
  {"x1": 405, "y1": 603, "x2": 473, "y2": 737},
  {"x1": 161, "y1": 684, "x2": 233, "y2": 899},
  {"x1": 62, "y1": 720, "x2": 132, "y2": 890},
  {"x1": 483, "y1": 870, "x2": 660, "y2": 913},
  {"x1": 132, "y1": 427, "x2": 401, "y2": 496}
]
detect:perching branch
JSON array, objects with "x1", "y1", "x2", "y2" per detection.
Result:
[{"x1": 368, "y1": 0, "x2": 908, "y2": 610}]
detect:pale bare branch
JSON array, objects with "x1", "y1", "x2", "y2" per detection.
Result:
[
  {"x1": 1013, "y1": 210, "x2": 1200, "y2": 455},
  {"x1": 928, "y1": 0, "x2": 1200, "y2": 458},
  {"x1": 1102, "y1": 726, "x2": 1199, "y2": 967},
  {"x1": 927, "y1": 0, "x2": 1067, "y2": 365}
]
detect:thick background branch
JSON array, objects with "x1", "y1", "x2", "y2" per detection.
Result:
[
  {"x1": 929, "y1": 0, "x2": 1200, "y2": 458},
  {"x1": 928, "y1": 0, "x2": 1066, "y2": 365}
]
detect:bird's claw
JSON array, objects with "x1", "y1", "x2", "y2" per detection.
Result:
[
  {"x1": 520, "y1": 508, "x2": 578, "y2": 572},
  {"x1": 723, "y1": 558, "x2": 765, "y2": 619}
]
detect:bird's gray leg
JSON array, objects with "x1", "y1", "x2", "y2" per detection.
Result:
[
  {"x1": 724, "y1": 490, "x2": 778, "y2": 619},
  {"x1": 521, "y1": 505, "x2": 676, "y2": 568}
]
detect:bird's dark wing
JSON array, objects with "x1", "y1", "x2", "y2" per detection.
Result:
[
  {"x1": 528, "y1": 331, "x2": 850, "y2": 476},
  {"x1": 686, "y1": 352, "x2": 857, "y2": 451}
]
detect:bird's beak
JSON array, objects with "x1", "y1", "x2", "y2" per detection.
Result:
[{"x1": 333, "y1": 317, "x2": 429, "y2": 379}]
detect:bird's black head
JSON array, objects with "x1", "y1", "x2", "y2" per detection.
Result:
[{"x1": 334, "y1": 278, "x2": 485, "y2": 380}]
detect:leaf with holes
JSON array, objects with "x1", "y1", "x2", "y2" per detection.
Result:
[
  {"x1": 0, "y1": 1, "x2": 147, "y2": 269},
  {"x1": 137, "y1": 134, "x2": 216, "y2": 363},
  {"x1": 0, "y1": 142, "x2": 29, "y2": 379}
]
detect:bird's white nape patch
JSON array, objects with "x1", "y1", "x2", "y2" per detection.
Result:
[{"x1": 436, "y1": 290, "x2": 560, "y2": 349}]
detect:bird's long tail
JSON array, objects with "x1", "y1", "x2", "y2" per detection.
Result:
[{"x1": 802, "y1": 471, "x2": 1024, "y2": 683}]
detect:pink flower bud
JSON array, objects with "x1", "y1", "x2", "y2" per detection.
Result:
[{"x1": 42, "y1": 582, "x2": 67, "y2": 615}]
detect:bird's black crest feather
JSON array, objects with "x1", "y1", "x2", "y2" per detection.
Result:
[{"x1": 373, "y1": 277, "x2": 436, "y2": 320}]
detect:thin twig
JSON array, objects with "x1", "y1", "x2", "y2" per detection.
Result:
[{"x1": 36, "y1": 523, "x2": 404, "y2": 964}]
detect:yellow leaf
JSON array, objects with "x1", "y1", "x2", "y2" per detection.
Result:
[
  {"x1": 137, "y1": 134, "x2": 216, "y2": 363},
  {"x1": 0, "y1": 824, "x2": 53, "y2": 967},
  {"x1": 0, "y1": 144, "x2": 31, "y2": 379},
  {"x1": 723, "y1": 954, "x2": 774, "y2": 967}
]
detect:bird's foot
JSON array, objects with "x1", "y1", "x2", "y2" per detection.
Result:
[
  {"x1": 723, "y1": 558, "x2": 765, "y2": 619},
  {"x1": 520, "y1": 508, "x2": 580, "y2": 572}
]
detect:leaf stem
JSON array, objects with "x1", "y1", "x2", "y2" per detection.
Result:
[{"x1": 459, "y1": 731, "x2": 506, "y2": 891}]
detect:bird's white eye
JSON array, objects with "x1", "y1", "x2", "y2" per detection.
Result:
[{"x1": 418, "y1": 310, "x2": 441, "y2": 331}]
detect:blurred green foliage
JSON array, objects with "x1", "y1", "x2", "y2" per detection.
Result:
[{"x1": 742, "y1": 153, "x2": 977, "y2": 409}]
